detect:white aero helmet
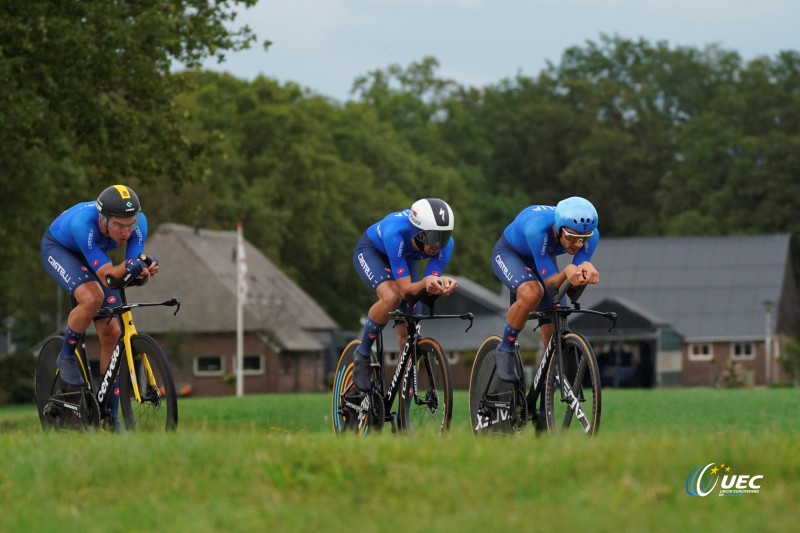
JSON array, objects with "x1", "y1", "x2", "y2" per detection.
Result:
[{"x1": 409, "y1": 198, "x2": 454, "y2": 249}]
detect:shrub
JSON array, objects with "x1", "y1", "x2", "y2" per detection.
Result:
[{"x1": 0, "y1": 351, "x2": 36, "y2": 404}]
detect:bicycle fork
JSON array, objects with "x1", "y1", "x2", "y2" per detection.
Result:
[
  {"x1": 120, "y1": 311, "x2": 159, "y2": 405},
  {"x1": 552, "y1": 337, "x2": 592, "y2": 434}
]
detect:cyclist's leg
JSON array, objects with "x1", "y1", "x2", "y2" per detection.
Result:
[
  {"x1": 392, "y1": 284, "x2": 422, "y2": 352},
  {"x1": 491, "y1": 237, "x2": 541, "y2": 382},
  {"x1": 41, "y1": 233, "x2": 101, "y2": 386},
  {"x1": 352, "y1": 234, "x2": 400, "y2": 391},
  {"x1": 93, "y1": 285, "x2": 123, "y2": 426}
]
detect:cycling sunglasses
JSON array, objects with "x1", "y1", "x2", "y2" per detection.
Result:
[{"x1": 561, "y1": 228, "x2": 593, "y2": 244}]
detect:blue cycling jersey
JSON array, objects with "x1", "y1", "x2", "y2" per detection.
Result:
[
  {"x1": 501, "y1": 204, "x2": 599, "y2": 279},
  {"x1": 47, "y1": 202, "x2": 148, "y2": 272},
  {"x1": 365, "y1": 209, "x2": 454, "y2": 279}
]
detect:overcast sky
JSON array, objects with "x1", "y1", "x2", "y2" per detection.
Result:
[{"x1": 200, "y1": 0, "x2": 800, "y2": 102}]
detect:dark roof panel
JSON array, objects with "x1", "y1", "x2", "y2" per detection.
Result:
[{"x1": 577, "y1": 234, "x2": 793, "y2": 341}]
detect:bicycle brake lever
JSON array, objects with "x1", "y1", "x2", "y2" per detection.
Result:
[
  {"x1": 463, "y1": 313, "x2": 474, "y2": 333},
  {"x1": 172, "y1": 298, "x2": 181, "y2": 316},
  {"x1": 606, "y1": 311, "x2": 617, "y2": 332}
]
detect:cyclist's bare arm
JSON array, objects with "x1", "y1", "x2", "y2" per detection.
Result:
[
  {"x1": 573, "y1": 261, "x2": 599, "y2": 284},
  {"x1": 546, "y1": 262, "x2": 599, "y2": 289},
  {"x1": 395, "y1": 274, "x2": 458, "y2": 299}
]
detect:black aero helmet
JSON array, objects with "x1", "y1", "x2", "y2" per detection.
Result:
[{"x1": 96, "y1": 185, "x2": 141, "y2": 217}]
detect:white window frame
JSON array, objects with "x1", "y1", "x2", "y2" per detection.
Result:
[
  {"x1": 688, "y1": 343, "x2": 713, "y2": 362},
  {"x1": 730, "y1": 342, "x2": 755, "y2": 360},
  {"x1": 447, "y1": 351, "x2": 459, "y2": 365},
  {"x1": 241, "y1": 353, "x2": 265, "y2": 375},
  {"x1": 194, "y1": 354, "x2": 225, "y2": 376}
]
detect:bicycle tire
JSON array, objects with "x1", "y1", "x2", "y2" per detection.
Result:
[
  {"x1": 331, "y1": 340, "x2": 383, "y2": 435},
  {"x1": 544, "y1": 332, "x2": 601, "y2": 436},
  {"x1": 398, "y1": 337, "x2": 453, "y2": 435},
  {"x1": 35, "y1": 336, "x2": 63, "y2": 429},
  {"x1": 469, "y1": 336, "x2": 527, "y2": 435},
  {"x1": 119, "y1": 334, "x2": 178, "y2": 431}
]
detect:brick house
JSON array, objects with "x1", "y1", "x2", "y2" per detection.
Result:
[
  {"x1": 84, "y1": 223, "x2": 338, "y2": 396},
  {"x1": 571, "y1": 234, "x2": 799, "y2": 387}
]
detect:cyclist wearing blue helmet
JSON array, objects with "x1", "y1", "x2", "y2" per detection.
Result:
[{"x1": 491, "y1": 196, "x2": 600, "y2": 383}]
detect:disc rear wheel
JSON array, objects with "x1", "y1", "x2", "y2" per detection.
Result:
[
  {"x1": 35, "y1": 337, "x2": 63, "y2": 430},
  {"x1": 469, "y1": 336, "x2": 527, "y2": 435},
  {"x1": 332, "y1": 340, "x2": 383, "y2": 435}
]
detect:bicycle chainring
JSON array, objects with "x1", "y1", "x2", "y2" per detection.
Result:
[
  {"x1": 510, "y1": 385, "x2": 528, "y2": 433},
  {"x1": 368, "y1": 390, "x2": 385, "y2": 432}
]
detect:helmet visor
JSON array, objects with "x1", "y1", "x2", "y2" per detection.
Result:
[{"x1": 416, "y1": 229, "x2": 452, "y2": 249}]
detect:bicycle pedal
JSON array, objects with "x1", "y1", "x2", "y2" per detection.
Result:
[{"x1": 43, "y1": 402, "x2": 60, "y2": 418}]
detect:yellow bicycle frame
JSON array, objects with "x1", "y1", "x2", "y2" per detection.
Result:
[{"x1": 120, "y1": 309, "x2": 159, "y2": 404}]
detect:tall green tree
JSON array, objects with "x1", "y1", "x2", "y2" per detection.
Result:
[{"x1": 0, "y1": 0, "x2": 262, "y2": 344}]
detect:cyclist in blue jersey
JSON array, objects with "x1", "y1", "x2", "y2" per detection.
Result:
[
  {"x1": 40, "y1": 185, "x2": 159, "y2": 430},
  {"x1": 491, "y1": 196, "x2": 600, "y2": 383},
  {"x1": 352, "y1": 198, "x2": 459, "y2": 391}
]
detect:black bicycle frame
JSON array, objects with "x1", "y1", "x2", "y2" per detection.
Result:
[
  {"x1": 375, "y1": 319, "x2": 421, "y2": 416},
  {"x1": 349, "y1": 305, "x2": 473, "y2": 427},
  {"x1": 526, "y1": 288, "x2": 615, "y2": 429}
]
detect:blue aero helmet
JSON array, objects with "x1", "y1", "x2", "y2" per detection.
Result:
[{"x1": 554, "y1": 196, "x2": 598, "y2": 234}]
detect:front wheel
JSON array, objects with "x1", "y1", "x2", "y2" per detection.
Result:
[
  {"x1": 119, "y1": 335, "x2": 178, "y2": 431},
  {"x1": 544, "y1": 332, "x2": 601, "y2": 436},
  {"x1": 398, "y1": 338, "x2": 452, "y2": 435}
]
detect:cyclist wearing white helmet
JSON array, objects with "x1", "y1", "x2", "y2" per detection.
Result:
[
  {"x1": 351, "y1": 198, "x2": 459, "y2": 391},
  {"x1": 491, "y1": 196, "x2": 601, "y2": 384},
  {"x1": 40, "y1": 185, "x2": 160, "y2": 430}
]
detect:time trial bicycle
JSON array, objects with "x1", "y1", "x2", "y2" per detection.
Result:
[
  {"x1": 35, "y1": 261, "x2": 180, "y2": 432},
  {"x1": 332, "y1": 294, "x2": 474, "y2": 436},
  {"x1": 469, "y1": 280, "x2": 616, "y2": 436}
]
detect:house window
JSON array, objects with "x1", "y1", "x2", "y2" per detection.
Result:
[
  {"x1": 195, "y1": 355, "x2": 224, "y2": 376},
  {"x1": 242, "y1": 354, "x2": 265, "y2": 375},
  {"x1": 447, "y1": 351, "x2": 459, "y2": 364},
  {"x1": 688, "y1": 343, "x2": 713, "y2": 362},
  {"x1": 731, "y1": 342, "x2": 754, "y2": 360}
]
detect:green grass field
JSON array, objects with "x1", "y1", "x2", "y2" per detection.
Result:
[{"x1": 1, "y1": 388, "x2": 798, "y2": 532}]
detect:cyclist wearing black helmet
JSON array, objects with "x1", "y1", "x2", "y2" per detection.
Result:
[
  {"x1": 351, "y1": 198, "x2": 460, "y2": 392},
  {"x1": 491, "y1": 197, "x2": 601, "y2": 384},
  {"x1": 40, "y1": 185, "x2": 159, "y2": 430}
]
